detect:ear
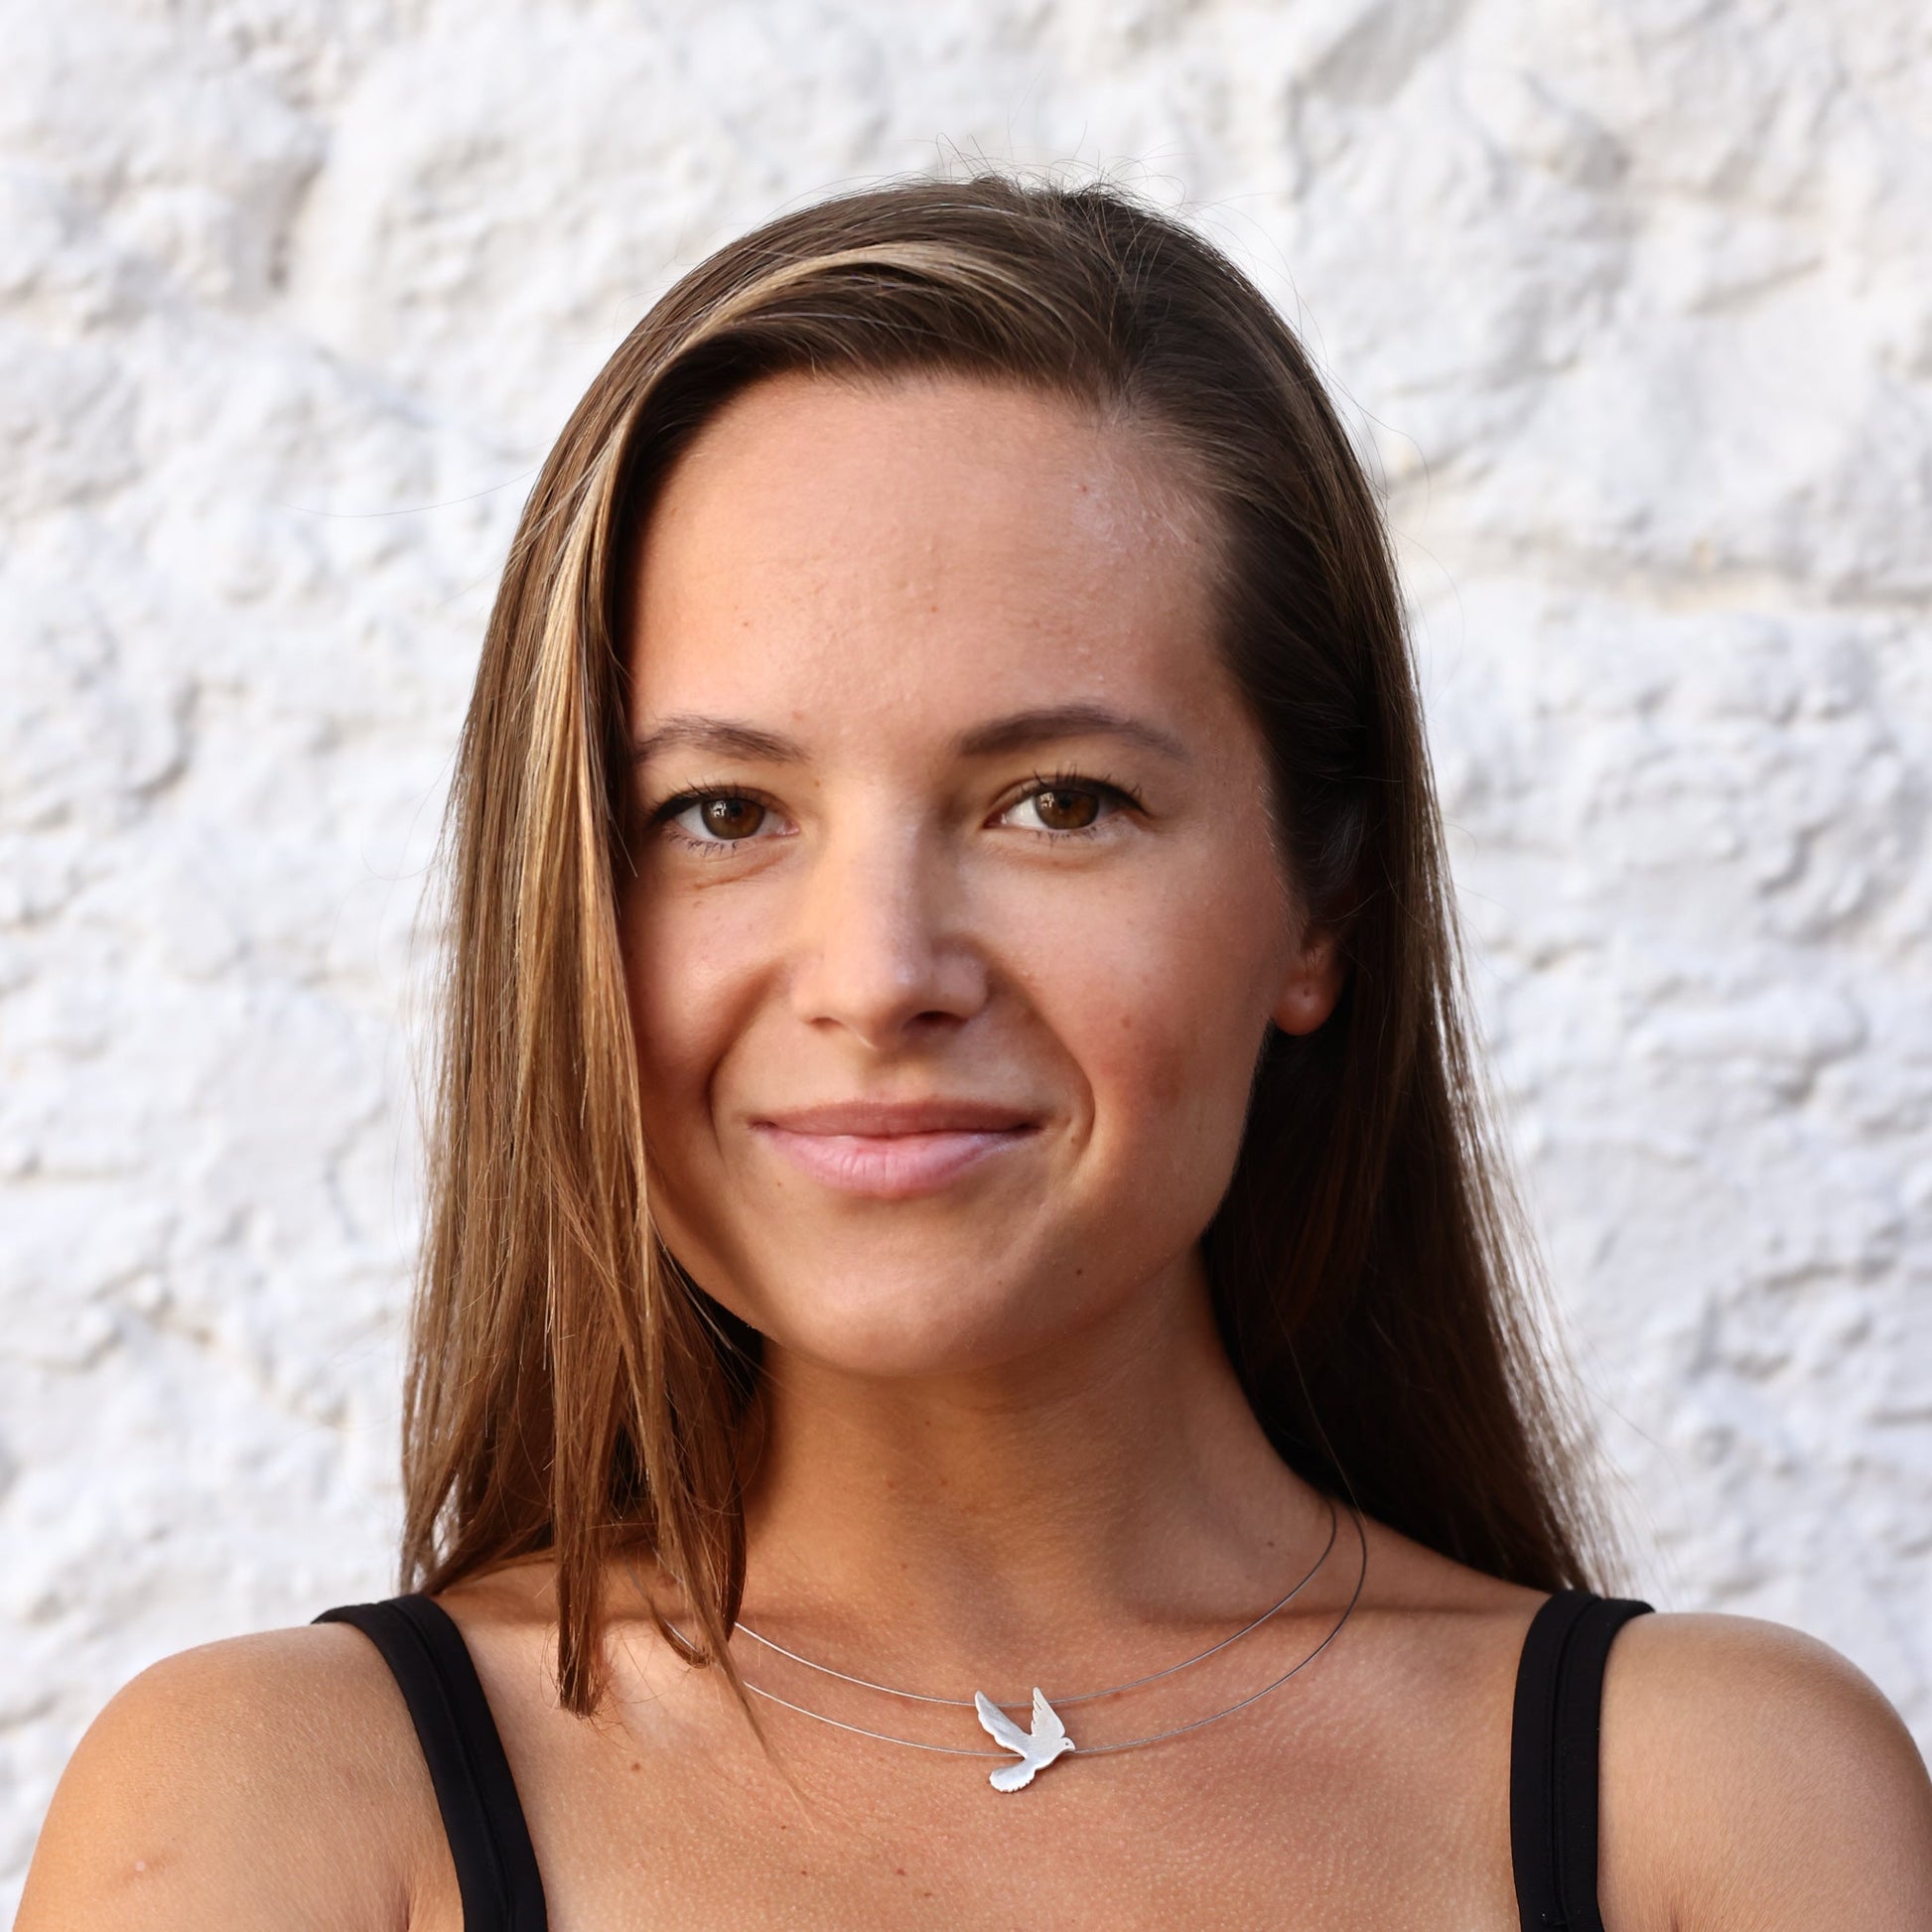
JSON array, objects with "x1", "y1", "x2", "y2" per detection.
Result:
[{"x1": 1270, "y1": 923, "x2": 1344, "y2": 1036}]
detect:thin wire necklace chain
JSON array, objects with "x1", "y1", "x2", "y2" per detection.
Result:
[
  {"x1": 663, "y1": 1500, "x2": 1368, "y2": 1763},
  {"x1": 732, "y1": 1494, "x2": 1339, "y2": 1712}
]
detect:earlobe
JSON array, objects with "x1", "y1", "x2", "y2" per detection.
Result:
[{"x1": 1271, "y1": 930, "x2": 1344, "y2": 1037}]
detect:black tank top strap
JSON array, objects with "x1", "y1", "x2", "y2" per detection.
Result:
[
  {"x1": 317, "y1": 1582, "x2": 1642, "y2": 1929},
  {"x1": 316, "y1": 1595, "x2": 548, "y2": 1932},
  {"x1": 1510, "y1": 1587, "x2": 1654, "y2": 1931}
]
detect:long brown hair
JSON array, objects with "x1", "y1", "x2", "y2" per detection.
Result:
[{"x1": 402, "y1": 174, "x2": 1603, "y2": 1715}]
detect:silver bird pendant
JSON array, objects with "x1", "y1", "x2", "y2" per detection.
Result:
[{"x1": 973, "y1": 1688, "x2": 1075, "y2": 1792}]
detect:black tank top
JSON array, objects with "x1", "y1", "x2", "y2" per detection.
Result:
[{"x1": 317, "y1": 1587, "x2": 1651, "y2": 1931}]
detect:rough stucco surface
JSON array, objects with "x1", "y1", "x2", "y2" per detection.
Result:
[{"x1": 3, "y1": 0, "x2": 1929, "y2": 1898}]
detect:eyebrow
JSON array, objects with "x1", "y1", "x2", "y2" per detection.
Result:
[
  {"x1": 630, "y1": 704, "x2": 1188, "y2": 767},
  {"x1": 954, "y1": 703, "x2": 1188, "y2": 763},
  {"x1": 630, "y1": 718, "x2": 807, "y2": 765}
]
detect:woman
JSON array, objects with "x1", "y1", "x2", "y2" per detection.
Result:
[{"x1": 21, "y1": 176, "x2": 1932, "y2": 1930}]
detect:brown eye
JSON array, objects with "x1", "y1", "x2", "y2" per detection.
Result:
[
  {"x1": 666, "y1": 794, "x2": 770, "y2": 844},
  {"x1": 700, "y1": 796, "x2": 765, "y2": 839},
  {"x1": 1031, "y1": 787, "x2": 1100, "y2": 832},
  {"x1": 1000, "y1": 779, "x2": 1130, "y2": 837}
]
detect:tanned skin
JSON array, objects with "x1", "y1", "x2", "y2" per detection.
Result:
[{"x1": 24, "y1": 376, "x2": 1932, "y2": 1930}]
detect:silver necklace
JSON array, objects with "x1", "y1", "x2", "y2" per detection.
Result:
[
  {"x1": 735, "y1": 1494, "x2": 1340, "y2": 1713},
  {"x1": 660, "y1": 1500, "x2": 1367, "y2": 1793}
]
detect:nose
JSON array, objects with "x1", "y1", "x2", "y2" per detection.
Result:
[{"x1": 787, "y1": 818, "x2": 988, "y2": 1049}]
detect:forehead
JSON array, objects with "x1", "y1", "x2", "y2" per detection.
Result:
[{"x1": 625, "y1": 372, "x2": 1229, "y2": 745}]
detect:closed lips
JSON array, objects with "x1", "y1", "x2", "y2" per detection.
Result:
[
  {"x1": 753, "y1": 1101, "x2": 1040, "y2": 1135},
  {"x1": 749, "y1": 1101, "x2": 1042, "y2": 1198}
]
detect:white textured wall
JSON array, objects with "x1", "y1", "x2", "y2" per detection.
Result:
[{"x1": 4, "y1": 0, "x2": 1928, "y2": 1899}]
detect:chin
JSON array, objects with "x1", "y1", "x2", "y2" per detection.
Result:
[{"x1": 728, "y1": 1250, "x2": 1095, "y2": 1381}]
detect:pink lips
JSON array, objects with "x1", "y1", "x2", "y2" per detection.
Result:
[{"x1": 750, "y1": 1100, "x2": 1040, "y2": 1200}]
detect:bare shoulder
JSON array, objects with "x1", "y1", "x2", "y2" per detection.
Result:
[
  {"x1": 17, "y1": 1621, "x2": 453, "y2": 1932},
  {"x1": 1600, "y1": 1610, "x2": 1932, "y2": 1930}
]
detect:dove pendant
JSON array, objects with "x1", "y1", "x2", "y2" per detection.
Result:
[{"x1": 973, "y1": 1687, "x2": 1076, "y2": 1791}]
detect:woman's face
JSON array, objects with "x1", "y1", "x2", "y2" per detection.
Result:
[{"x1": 621, "y1": 372, "x2": 1338, "y2": 1377}]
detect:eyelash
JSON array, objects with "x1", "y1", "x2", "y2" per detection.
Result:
[
  {"x1": 647, "y1": 768, "x2": 1145, "y2": 855},
  {"x1": 1003, "y1": 767, "x2": 1143, "y2": 840},
  {"x1": 649, "y1": 779, "x2": 786, "y2": 860}
]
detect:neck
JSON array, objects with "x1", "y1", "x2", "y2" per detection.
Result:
[{"x1": 737, "y1": 1248, "x2": 1330, "y2": 1670}]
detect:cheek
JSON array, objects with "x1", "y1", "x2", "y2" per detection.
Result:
[
  {"x1": 1016, "y1": 849, "x2": 1281, "y2": 1175},
  {"x1": 621, "y1": 886, "x2": 779, "y2": 1293},
  {"x1": 621, "y1": 888, "x2": 746, "y2": 1130}
]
